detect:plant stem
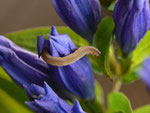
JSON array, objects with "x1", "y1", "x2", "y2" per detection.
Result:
[{"x1": 112, "y1": 80, "x2": 122, "y2": 92}]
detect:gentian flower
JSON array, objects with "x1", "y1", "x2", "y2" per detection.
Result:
[
  {"x1": 51, "y1": 0, "x2": 101, "y2": 43},
  {"x1": 24, "y1": 82, "x2": 86, "y2": 113},
  {"x1": 114, "y1": 0, "x2": 150, "y2": 56},
  {"x1": 0, "y1": 35, "x2": 74, "y2": 99},
  {"x1": 0, "y1": 26, "x2": 95, "y2": 100},
  {"x1": 37, "y1": 26, "x2": 95, "y2": 100},
  {"x1": 0, "y1": 35, "x2": 51, "y2": 86},
  {"x1": 137, "y1": 58, "x2": 150, "y2": 90}
]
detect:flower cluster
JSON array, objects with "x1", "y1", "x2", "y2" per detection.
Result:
[
  {"x1": 0, "y1": 0, "x2": 150, "y2": 112},
  {"x1": 24, "y1": 82, "x2": 85, "y2": 113},
  {"x1": 37, "y1": 26, "x2": 95, "y2": 100},
  {"x1": 0, "y1": 25, "x2": 95, "y2": 112}
]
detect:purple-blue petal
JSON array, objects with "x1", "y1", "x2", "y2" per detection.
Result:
[
  {"x1": 25, "y1": 102, "x2": 44, "y2": 113},
  {"x1": 72, "y1": 99, "x2": 86, "y2": 113},
  {"x1": 114, "y1": 0, "x2": 150, "y2": 56},
  {"x1": 25, "y1": 83, "x2": 85, "y2": 113},
  {"x1": 37, "y1": 27, "x2": 95, "y2": 100},
  {"x1": 0, "y1": 35, "x2": 74, "y2": 100},
  {"x1": 51, "y1": 0, "x2": 101, "y2": 42},
  {"x1": 137, "y1": 58, "x2": 150, "y2": 89}
]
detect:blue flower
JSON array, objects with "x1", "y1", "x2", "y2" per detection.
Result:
[
  {"x1": 37, "y1": 26, "x2": 95, "y2": 100},
  {"x1": 24, "y1": 82, "x2": 86, "y2": 113},
  {"x1": 0, "y1": 35, "x2": 74, "y2": 100},
  {"x1": 114, "y1": 0, "x2": 150, "y2": 56},
  {"x1": 137, "y1": 58, "x2": 150, "y2": 90},
  {"x1": 51, "y1": 0, "x2": 101, "y2": 43}
]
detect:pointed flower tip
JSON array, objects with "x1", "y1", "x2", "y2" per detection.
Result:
[
  {"x1": 72, "y1": 99, "x2": 86, "y2": 113},
  {"x1": 43, "y1": 81, "x2": 58, "y2": 99},
  {"x1": 51, "y1": 26, "x2": 59, "y2": 36},
  {"x1": 24, "y1": 83, "x2": 85, "y2": 113},
  {"x1": 25, "y1": 101, "x2": 30, "y2": 106},
  {"x1": 43, "y1": 81, "x2": 51, "y2": 95},
  {"x1": 37, "y1": 35, "x2": 46, "y2": 57}
]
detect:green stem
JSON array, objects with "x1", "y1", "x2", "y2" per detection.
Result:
[{"x1": 112, "y1": 80, "x2": 122, "y2": 92}]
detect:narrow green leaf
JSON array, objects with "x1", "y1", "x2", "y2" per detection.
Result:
[
  {"x1": 108, "y1": 92, "x2": 133, "y2": 113},
  {"x1": 108, "y1": 0, "x2": 117, "y2": 11},
  {"x1": 93, "y1": 17, "x2": 115, "y2": 79},
  {"x1": 134, "y1": 105, "x2": 150, "y2": 113}
]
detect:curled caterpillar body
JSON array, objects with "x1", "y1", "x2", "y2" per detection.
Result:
[{"x1": 41, "y1": 46, "x2": 100, "y2": 66}]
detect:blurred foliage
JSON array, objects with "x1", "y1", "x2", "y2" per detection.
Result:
[
  {"x1": 95, "y1": 81, "x2": 104, "y2": 104},
  {"x1": 132, "y1": 31, "x2": 150, "y2": 69},
  {"x1": 0, "y1": 89, "x2": 33, "y2": 113},
  {"x1": 108, "y1": 92, "x2": 133, "y2": 113},
  {"x1": 108, "y1": 0, "x2": 116, "y2": 11},
  {"x1": 134, "y1": 105, "x2": 150, "y2": 113},
  {"x1": 100, "y1": 0, "x2": 114, "y2": 7},
  {"x1": 0, "y1": 67, "x2": 33, "y2": 113}
]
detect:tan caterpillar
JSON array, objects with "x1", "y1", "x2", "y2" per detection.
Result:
[{"x1": 41, "y1": 46, "x2": 100, "y2": 66}]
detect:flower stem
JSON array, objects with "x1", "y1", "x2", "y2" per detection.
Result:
[{"x1": 112, "y1": 80, "x2": 122, "y2": 92}]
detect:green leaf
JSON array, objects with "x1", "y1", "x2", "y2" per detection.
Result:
[
  {"x1": 108, "y1": 0, "x2": 117, "y2": 11},
  {"x1": 108, "y1": 92, "x2": 133, "y2": 113},
  {"x1": 5, "y1": 26, "x2": 100, "y2": 74},
  {"x1": 0, "y1": 88, "x2": 33, "y2": 113},
  {"x1": 93, "y1": 17, "x2": 115, "y2": 79},
  {"x1": 134, "y1": 105, "x2": 150, "y2": 113},
  {"x1": 122, "y1": 31, "x2": 150, "y2": 83},
  {"x1": 0, "y1": 67, "x2": 32, "y2": 113},
  {"x1": 132, "y1": 31, "x2": 150, "y2": 68}
]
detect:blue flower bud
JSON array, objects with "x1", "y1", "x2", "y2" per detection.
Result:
[
  {"x1": 37, "y1": 26, "x2": 95, "y2": 100},
  {"x1": 0, "y1": 35, "x2": 50, "y2": 86},
  {"x1": 137, "y1": 58, "x2": 150, "y2": 90},
  {"x1": 0, "y1": 35, "x2": 74, "y2": 100},
  {"x1": 24, "y1": 82, "x2": 86, "y2": 113},
  {"x1": 114, "y1": 0, "x2": 150, "y2": 56},
  {"x1": 51, "y1": 0, "x2": 101, "y2": 43}
]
